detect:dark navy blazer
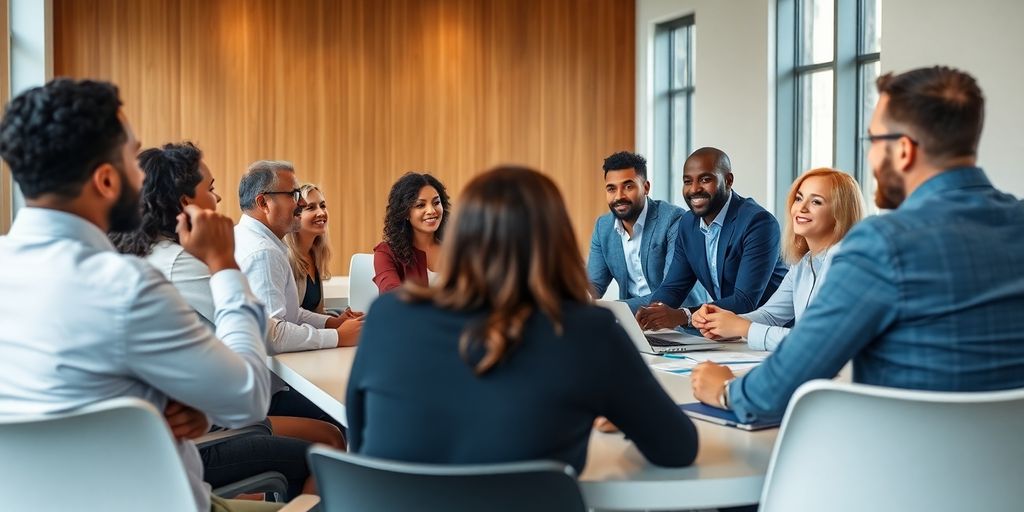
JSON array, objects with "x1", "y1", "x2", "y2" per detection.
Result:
[{"x1": 651, "y1": 191, "x2": 787, "y2": 314}]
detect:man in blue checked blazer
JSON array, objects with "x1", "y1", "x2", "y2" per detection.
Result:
[
  {"x1": 691, "y1": 66, "x2": 1024, "y2": 422},
  {"x1": 637, "y1": 147, "x2": 788, "y2": 331},
  {"x1": 588, "y1": 151, "x2": 708, "y2": 313}
]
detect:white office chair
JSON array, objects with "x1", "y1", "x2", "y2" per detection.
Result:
[
  {"x1": 760, "y1": 380, "x2": 1024, "y2": 512},
  {"x1": 0, "y1": 397, "x2": 318, "y2": 512},
  {"x1": 348, "y1": 252, "x2": 378, "y2": 313},
  {"x1": 307, "y1": 445, "x2": 586, "y2": 512}
]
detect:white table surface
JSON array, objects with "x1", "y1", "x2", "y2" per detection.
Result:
[{"x1": 269, "y1": 346, "x2": 776, "y2": 510}]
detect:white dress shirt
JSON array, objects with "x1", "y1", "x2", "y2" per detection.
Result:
[
  {"x1": 613, "y1": 198, "x2": 652, "y2": 298},
  {"x1": 235, "y1": 214, "x2": 338, "y2": 353},
  {"x1": 0, "y1": 208, "x2": 271, "y2": 512},
  {"x1": 740, "y1": 242, "x2": 841, "y2": 351},
  {"x1": 148, "y1": 239, "x2": 217, "y2": 324}
]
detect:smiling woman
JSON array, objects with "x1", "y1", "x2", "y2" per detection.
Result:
[
  {"x1": 691, "y1": 168, "x2": 865, "y2": 351},
  {"x1": 372, "y1": 172, "x2": 452, "y2": 293},
  {"x1": 285, "y1": 184, "x2": 334, "y2": 314}
]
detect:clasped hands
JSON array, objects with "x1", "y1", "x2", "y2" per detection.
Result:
[{"x1": 326, "y1": 308, "x2": 365, "y2": 347}]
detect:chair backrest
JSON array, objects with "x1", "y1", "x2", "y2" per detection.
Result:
[
  {"x1": 760, "y1": 380, "x2": 1024, "y2": 512},
  {"x1": 308, "y1": 446, "x2": 587, "y2": 512},
  {"x1": 348, "y1": 253, "x2": 378, "y2": 313},
  {"x1": 0, "y1": 397, "x2": 195, "y2": 512}
]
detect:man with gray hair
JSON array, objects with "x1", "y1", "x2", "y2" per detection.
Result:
[{"x1": 235, "y1": 160, "x2": 363, "y2": 354}]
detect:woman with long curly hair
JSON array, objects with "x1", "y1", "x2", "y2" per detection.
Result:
[
  {"x1": 110, "y1": 142, "x2": 344, "y2": 498},
  {"x1": 347, "y1": 166, "x2": 698, "y2": 472},
  {"x1": 372, "y1": 172, "x2": 451, "y2": 293}
]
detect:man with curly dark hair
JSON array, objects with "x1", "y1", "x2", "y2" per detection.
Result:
[{"x1": 0, "y1": 79, "x2": 280, "y2": 511}]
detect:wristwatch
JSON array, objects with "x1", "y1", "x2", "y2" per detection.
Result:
[
  {"x1": 682, "y1": 307, "x2": 693, "y2": 328},
  {"x1": 718, "y1": 378, "x2": 736, "y2": 410}
]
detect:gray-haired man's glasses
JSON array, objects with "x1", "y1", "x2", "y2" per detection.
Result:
[{"x1": 262, "y1": 189, "x2": 302, "y2": 203}]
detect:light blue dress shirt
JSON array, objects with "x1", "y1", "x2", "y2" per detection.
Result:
[
  {"x1": 0, "y1": 208, "x2": 272, "y2": 512},
  {"x1": 613, "y1": 198, "x2": 652, "y2": 298},
  {"x1": 739, "y1": 242, "x2": 840, "y2": 351},
  {"x1": 698, "y1": 193, "x2": 733, "y2": 299},
  {"x1": 727, "y1": 168, "x2": 1024, "y2": 422}
]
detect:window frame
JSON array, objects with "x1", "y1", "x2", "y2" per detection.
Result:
[
  {"x1": 653, "y1": 14, "x2": 695, "y2": 205},
  {"x1": 775, "y1": 0, "x2": 880, "y2": 214}
]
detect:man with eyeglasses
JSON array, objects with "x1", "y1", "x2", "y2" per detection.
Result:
[
  {"x1": 235, "y1": 160, "x2": 363, "y2": 355},
  {"x1": 691, "y1": 66, "x2": 1024, "y2": 422}
]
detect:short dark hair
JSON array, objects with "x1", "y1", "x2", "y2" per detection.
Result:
[
  {"x1": 602, "y1": 151, "x2": 647, "y2": 180},
  {"x1": 110, "y1": 142, "x2": 204, "y2": 257},
  {"x1": 686, "y1": 146, "x2": 732, "y2": 175},
  {"x1": 876, "y1": 66, "x2": 984, "y2": 161},
  {"x1": 0, "y1": 79, "x2": 126, "y2": 199}
]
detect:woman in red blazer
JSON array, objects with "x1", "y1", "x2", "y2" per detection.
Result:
[{"x1": 373, "y1": 172, "x2": 452, "y2": 292}]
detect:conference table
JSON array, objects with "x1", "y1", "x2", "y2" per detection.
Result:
[{"x1": 270, "y1": 345, "x2": 777, "y2": 510}]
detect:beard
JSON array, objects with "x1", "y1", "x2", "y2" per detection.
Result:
[
  {"x1": 685, "y1": 187, "x2": 729, "y2": 219},
  {"x1": 108, "y1": 166, "x2": 142, "y2": 233},
  {"x1": 608, "y1": 197, "x2": 644, "y2": 222},
  {"x1": 874, "y1": 151, "x2": 906, "y2": 210}
]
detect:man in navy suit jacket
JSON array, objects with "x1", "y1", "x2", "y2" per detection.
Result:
[
  {"x1": 588, "y1": 151, "x2": 707, "y2": 313},
  {"x1": 637, "y1": 147, "x2": 787, "y2": 330}
]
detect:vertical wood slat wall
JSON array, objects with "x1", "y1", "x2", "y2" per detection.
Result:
[
  {"x1": 52, "y1": 0, "x2": 636, "y2": 276},
  {"x1": 0, "y1": 0, "x2": 10, "y2": 233}
]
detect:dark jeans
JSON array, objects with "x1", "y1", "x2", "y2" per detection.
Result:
[
  {"x1": 269, "y1": 388, "x2": 346, "y2": 434},
  {"x1": 200, "y1": 433, "x2": 312, "y2": 500}
]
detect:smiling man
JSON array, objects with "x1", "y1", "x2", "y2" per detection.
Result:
[
  {"x1": 587, "y1": 151, "x2": 708, "y2": 313},
  {"x1": 691, "y1": 66, "x2": 1024, "y2": 422},
  {"x1": 234, "y1": 160, "x2": 363, "y2": 355},
  {"x1": 637, "y1": 147, "x2": 787, "y2": 330}
]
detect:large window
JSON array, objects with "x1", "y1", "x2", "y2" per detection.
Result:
[
  {"x1": 653, "y1": 15, "x2": 694, "y2": 205},
  {"x1": 776, "y1": 0, "x2": 881, "y2": 213}
]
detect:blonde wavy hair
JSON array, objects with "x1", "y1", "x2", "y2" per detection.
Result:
[
  {"x1": 782, "y1": 168, "x2": 864, "y2": 263},
  {"x1": 285, "y1": 183, "x2": 333, "y2": 282}
]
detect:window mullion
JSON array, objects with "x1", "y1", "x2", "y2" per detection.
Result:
[{"x1": 833, "y1": 0, "x2": 858, "y2": 174}]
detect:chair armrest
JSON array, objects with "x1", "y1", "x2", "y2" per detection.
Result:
[
  {"x1": 195, "y1": 422, "x2": 272, "y2": 450},
  {"x1": 279, "y1": 494, "x2": 320, "y2": 512},
  {"x1": 213, "y1": 471, "x2": 288, "y2": 501}
]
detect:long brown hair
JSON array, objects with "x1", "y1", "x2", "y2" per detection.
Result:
[
  {"x1": 402, "y1": 166, "x2": 592, "y2": 375},
  {"x1": 782, "y1": 168, "x2": 864, "y2": 263}
]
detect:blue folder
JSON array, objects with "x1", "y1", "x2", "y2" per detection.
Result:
[{"x1": 679, "y1": 402, "x2": 780, "y2": 431}]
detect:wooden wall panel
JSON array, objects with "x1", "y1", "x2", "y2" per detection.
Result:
[{"x1": 53, "y1": 0, "x2": 636, "y2": 276}]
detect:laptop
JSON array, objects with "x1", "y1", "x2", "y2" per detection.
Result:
[{"x1": 596, "y1": 300, "x2": 722, "y2": 354}]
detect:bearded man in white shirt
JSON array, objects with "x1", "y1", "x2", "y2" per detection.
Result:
[
  {"x1": 234, "y1": 160, "x2": 363, "y2": 354},
  {"x1": 0, "y1": 79, "x2": 279, "y2": 511}
]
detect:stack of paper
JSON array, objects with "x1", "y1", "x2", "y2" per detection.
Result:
[{"x1": 650, "y1": 351, "x2": 769, "y2": 375}]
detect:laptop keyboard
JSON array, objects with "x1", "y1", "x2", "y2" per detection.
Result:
[{"x1": 646, "y1": 335, "x2": 683, "y2": 347}]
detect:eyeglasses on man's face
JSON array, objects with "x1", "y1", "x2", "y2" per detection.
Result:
[
  {"x1": 862, "y1": 132, "x2": 920, "y2": 146},
  {"x1": 262, "y1": 189, "x2": 302, "y2": 203}
]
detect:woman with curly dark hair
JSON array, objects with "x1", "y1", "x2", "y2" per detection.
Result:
[
  {"x1": 373, "y1": 172, "x2": 451, "y2": 293},
  {"x1": 110, "y1": 141, "x2": 345, "y2": 498},
  {"x1": 347, "y1": 166, "x2": 698, "y2": 472}
]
